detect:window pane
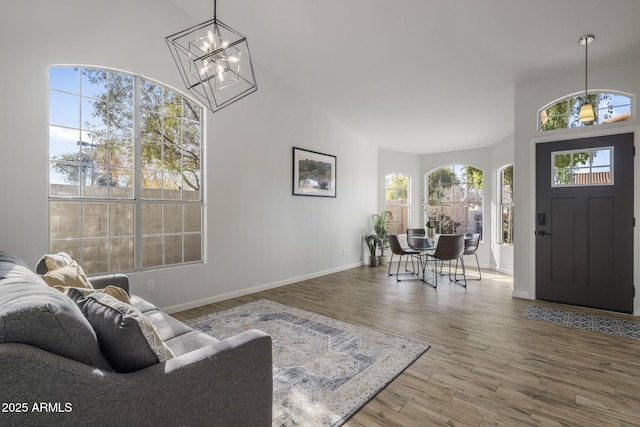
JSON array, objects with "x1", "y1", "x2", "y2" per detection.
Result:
[
  {"x1": 49, "y1": 91, "x2": 80, "y2": 128},
  {"x1": 502, "y1": 206, "x2": 514, "y2": 244}
]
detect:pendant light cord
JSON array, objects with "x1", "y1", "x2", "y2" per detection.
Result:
[
  {"x1": 584, "y1": 37, "x2": 588, "y2": 98},
  {"x1": 214, "y1": 0, "x2": 217, "y2": 21}
]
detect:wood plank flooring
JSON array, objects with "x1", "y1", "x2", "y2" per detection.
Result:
[{"x1": 171, "y1": 263, "x2": 640, "y2": 426}]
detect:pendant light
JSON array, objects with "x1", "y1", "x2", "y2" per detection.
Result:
[
  {"x1": 166, "y1": 0, "x2": 257, "y2": 113},
  {"x1": 578, "y1": 34, "x2": 595, "y2": 123}
]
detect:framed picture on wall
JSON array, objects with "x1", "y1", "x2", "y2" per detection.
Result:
[{"x1": 292, "y1": 147, "x2": 337, "y2": 197}]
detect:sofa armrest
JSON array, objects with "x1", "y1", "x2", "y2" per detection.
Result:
[
  {"x1": 0, "y1": 330, "x2": 272, "y2": 427},
  {"x1": 88, "y1": 273, "x2": 129, "y2": 293}
]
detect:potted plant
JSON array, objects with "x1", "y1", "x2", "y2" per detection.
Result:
[
  {"x1": 371, "y1": 211, "x2": 393, "y2": 265},
  {"x1": 365, "y1": 235, "x2": 379, "y2": 267}
]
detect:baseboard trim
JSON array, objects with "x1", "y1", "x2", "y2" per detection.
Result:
[
  {"x1": 161, "y1": 261, "x2": 366, "y2": 314},
  {"x1": 512, "y1": 290, "x2": 531, "y2": 299}
]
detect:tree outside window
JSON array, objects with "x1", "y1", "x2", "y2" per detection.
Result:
[
  {"x1": 384, "y1": 174, "x2": 410, "y2": 235},
  {"x1": 425, "y1": 165, "x2": 483, "y2": 237}
]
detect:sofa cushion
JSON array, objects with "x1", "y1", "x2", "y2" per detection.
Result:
[
  {"x1": 164, "y1": 330, "x2": 220, "y2": 357},
  {"x1": 0, "y1": 256, "x2": 112, "y2": 370},
  {"x1": 40, "y1": 260, "x2": 93, "y2": 289},
  {"x1": 71, "y1": 291, "x2": 175, "y2": 373}
]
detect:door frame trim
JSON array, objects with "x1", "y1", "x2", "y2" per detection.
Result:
[{"x1": 528, "y1": 124, "x2": 640, "y2": 315}]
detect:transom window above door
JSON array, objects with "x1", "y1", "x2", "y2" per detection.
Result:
[
  {"x1": 551, "y1": 147, "x2": 613, "y2": 187},
  {"x1": 539, "y1": 91, "x2": 631, "y2": 131}
]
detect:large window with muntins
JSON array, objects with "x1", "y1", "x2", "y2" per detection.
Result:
[
  {"x1": 49, "y1": 66, "x2": 203, "y2": 274},
  {"x1": 425, "y1": 165, "x2": 483, "y2": 237},
  {"x1": 539, "y1": 91, "x2": 631, "y2": 131},
  {"x1": 384, "y1": 173, "x2": 410, "y2": 235},
  {"x1": 499, "y1": 165, "x2": 514, "y2": 244}
]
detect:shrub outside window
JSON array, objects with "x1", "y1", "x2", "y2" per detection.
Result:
[
  {"x1": 384, "y1": 174, "x2": 410, "y2": 235},
  {"x1": 500, "y1": 165, "x2": 514, "y2": 244},
  {"x1": 425, "y1": 165, "x2": 483, "y2": 237},
  {"x1": 48, "y1": 66, "x2": 203, "y2": 274}
]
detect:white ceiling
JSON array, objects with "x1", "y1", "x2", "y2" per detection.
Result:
[{"x1": 169, "y1": 0, "x2": 640, "y2": 154}]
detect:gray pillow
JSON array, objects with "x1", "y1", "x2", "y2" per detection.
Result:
[
  {"x1": 70, "y1": 290, "x2": 174, "y2": 373},
  {"x1": 0, "y1": 260, "x2": 112, "y2": 370}
]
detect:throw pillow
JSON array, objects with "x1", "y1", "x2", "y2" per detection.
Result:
[
  {"x1": 40, "y1": 260, "x2": 93, "y2": 289},
  {"x1": 43, "y1": 252, "x2": 73, "y2": 271},
  {"x1": 73, "y1": 292, "x2": 175, "y2": 373},
  {"x1": 65, "y1": 286, "x2": 132, "y2": 305}
]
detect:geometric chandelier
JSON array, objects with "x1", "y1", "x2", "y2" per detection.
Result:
[{"x1": 166, "y1": 0, "x2": 257, "y2": 113}]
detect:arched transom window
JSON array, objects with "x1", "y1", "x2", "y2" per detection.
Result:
[{"x1": 539, "y1": 91, "x2": 631, "y2": 131}]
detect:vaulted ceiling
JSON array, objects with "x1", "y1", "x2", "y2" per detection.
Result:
[{"x1": 169, "y1": 0, "x2": 640, "y2": 154}]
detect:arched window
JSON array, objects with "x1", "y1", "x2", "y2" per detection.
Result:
[
  {"x1": 48, "y1": 66, "x2": 204, "y2": 274},
  {"x1": 539, "y1": 91, "x2": 631, "y2": 131},
  {"x1": 499, "y1": 165, "x2": 514, "y2": 244},
  {"x1": 384, "y1": 173, "x2": 411, "y2": 234},
  {"x1": 425, "y1": 165, "x2": 483, "y2": 236}
]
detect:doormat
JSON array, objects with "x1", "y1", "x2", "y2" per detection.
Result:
[
  {"x1": 184, "y1": 299, "x2": 429, "y2": 427},
  {"x1": 523, "y1": 304, "x2": 640, "y2": 339}
]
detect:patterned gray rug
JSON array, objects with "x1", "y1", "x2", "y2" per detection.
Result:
[
  {"x1": 523, "y1": 304, "x2": 640, "y2": 338},
  {"x1": 184, "y1": 299, "x2": 429, "y2": 426}
]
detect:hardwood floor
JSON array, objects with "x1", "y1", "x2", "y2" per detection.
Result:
[{"x1": 172, "y1": 263, "x2": 640, "y2": 426}]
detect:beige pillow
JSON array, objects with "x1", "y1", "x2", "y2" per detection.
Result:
[
  {"x1": 62, "y1": 285, "x2": 132, "y2": 305},
  {"x1": 44, "y1": 252, "x2": 73, "y2": 271},
  {"x1": 40, "y1": 260, "x2": 93, "y2": 289}
]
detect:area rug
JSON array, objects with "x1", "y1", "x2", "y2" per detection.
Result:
[
  {"x1": 184, "y1": 299, "x2": 429, "y2": 426},
  {"x1": 523, "y1": 304, "x2": 640, "y2": 339}
]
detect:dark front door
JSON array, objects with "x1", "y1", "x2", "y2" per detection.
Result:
[{"x1": 535, "y1": 133, "x2": 634, "y2": 313}]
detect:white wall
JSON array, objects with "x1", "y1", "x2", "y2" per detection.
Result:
[
  {"x1": 0, "y1": 0, "x2": 378, "y2": 312},
  {"x1": 513, "y1": 58, "x2": 640, "y2": 314}
]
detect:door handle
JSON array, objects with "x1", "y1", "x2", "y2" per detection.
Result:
[{"x1": 536, "y1": 230, "x2": 552, "y2": 237}]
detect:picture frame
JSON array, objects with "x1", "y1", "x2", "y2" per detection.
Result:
[{"x1": 292, "y1": 147, "x2": 337, "y2": 197}]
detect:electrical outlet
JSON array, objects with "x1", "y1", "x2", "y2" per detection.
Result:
[{"x1": 146, "y1": 280, "x2": 156, "y2": 293}]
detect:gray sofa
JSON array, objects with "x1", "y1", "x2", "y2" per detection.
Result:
[{"x1": 0, "y1": 250, "x2": 272, "y2": 427}]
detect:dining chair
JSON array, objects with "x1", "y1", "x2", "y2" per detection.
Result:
[
  {"x1": 406, "y1": 228, "x2": 433, "y2": 251},
  {"x1": 387, "y1": 234, "x2": 422, "y2": 282},
  {"x1": 422, "y1": 234, "x2": 467, "y2": 288},
  {"x1": 456, "y1": 233, "x2": 481, "y2": 281}
]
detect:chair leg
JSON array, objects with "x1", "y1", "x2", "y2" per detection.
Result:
[
  {"x1": 422, "y1": 256, "x2": 437, "y2": 289},
  {"x1": 473, "y1": 253, "x2": 481, "y2": 280},
  {"x1": 453, "y1": 257, "x2": 467, "y2": 288},
  {"x1": 454, "y1": 254, "x2": 481, "y2": 281},
  {"x1": 388, "y1": 253, "x2": 394, "y2": 276}
]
